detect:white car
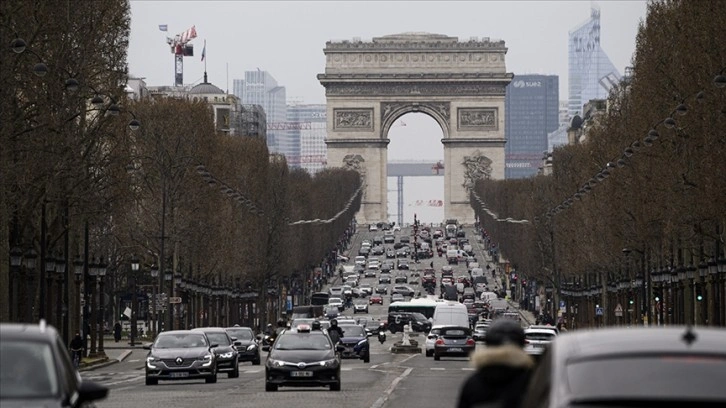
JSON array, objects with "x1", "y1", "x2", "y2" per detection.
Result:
[
  {"x1": 425, "y1": 325, "x2": 446, "y2": 357},
  {"x1": 393, "y1": 225, "x2": 401, "y2": 232},
  {"x1": 328, "y1": 297, "x2": 344, "y2": 311},
  {"x1": 369, "y1": 224, "x2": 378, "y2": 231},
  {"x1": 354, "y1": 256, "x2": 366, "y2": 266},
  {"x1": 523, "y1": 328, "x2": 557, "y2": 356}
]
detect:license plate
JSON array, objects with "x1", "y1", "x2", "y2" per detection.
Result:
[
  {"x1": 290, "y1": 371, "x2": 313, "y2": 377},
  {"x1": 170, "y1": 372, "x2": 189, "y2": 378},
  {"x1": 448, "y1": 347, "x2": 463, "y2": 352}
]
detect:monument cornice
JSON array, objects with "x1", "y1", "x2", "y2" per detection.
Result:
[
  {"x1": 326, "y1": 138, "x2": 390, "y2": 148},
  {"x1": 320, "y1": 81, "x2": 509, "y2": 97},
  {"x1": 318, "y1": 73, "x2": 513, "y2": 81},
  {"x1": 441, "y1": 138, "x2": 507, "y2": 147}
]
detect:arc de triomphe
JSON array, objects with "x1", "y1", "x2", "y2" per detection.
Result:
[{"x1": 318, "y1": 33, "x2": 513, "y2": 225}]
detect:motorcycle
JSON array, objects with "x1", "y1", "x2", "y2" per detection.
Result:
[{"x1": 378, "y1": 330, "x2": 386, "y2": 344}]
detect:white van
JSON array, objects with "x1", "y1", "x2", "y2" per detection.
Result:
[
  {"x1": 432, "y1": 302, "x2": 470, "y2": 328},
  {"x1": 480, "y1": 291, "x2": 498, "y2": 301}
]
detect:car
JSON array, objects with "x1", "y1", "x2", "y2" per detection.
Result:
[
  {"x1": 387, "y1": 312, "x2": 431, "y2": 333},
  {"x1": 375, "y1": 285, "x2": 389, "y2": 295},
  {"x1": 391, "y1": 285, "x2": 415, "y2": 297},
  {"x1": 369, "y1": 295, "x2": 383, "y2": 305},
  {"x1": 192, "y1": 327, "x2": 240, "y2": 378},
  {"x1": 325, "y1": 306, "x2": 340, "y2": 319},
  {"x1": 378, "y1": 273, "x2": 392, "y2": 284},
  {"x1": 144, "y1": 330, "x2": 218, "y2": 385},
  {"x1": 472, "y1": 323, "x2": 488, "y2": 342},
  {"x1": 353, "y1": 301, "x2": 369, "y2": 314},
  {"x1": 380, "y1": 262, "x2": 393, "y2": 273},
  {"x1": 394, "y1": 274, "x2": 408, "y2": 284},
  {"x1": 364, "y1": 269, "x2": 377, "y2": 278},
  {"x1": 0, "y1": 321, "x2": 109, "y2": 405},
  {"x1": 393, "y1": 225, "x2": 401, "y2": 232},
  {"x1": 225, "y1": 326, "x2": 261, "y2": 365},
  {"x1": 391, "y1": 293, "x2": 405, "y2": 303},
  {"x1": 521, "y1": 327, "x2": 726, "y2": 407},
  {"x1": 425, "y1": 326, "x2": 443, "y2": 357},
  {"x1": 373, "y1": 236, "x2": 383, "y2": 245},
  {"x1": 384, "y1": 235, "x2": 395, "y2": 244},
  {"x1": 523, "y1": 328, "x2": 557, "y2": 357},
  {"x1": 358, "y1": 246, "x2": 371, "y2": 257},
  {"x1": 328, "y1": 297, "x2": 344, "y2": 311},
  {"x1": 397, "y1": 259, "x2": 410, "y2": 270},
  {"x1": 386, "y1": 248, "x2": 396, "y2": 258},
  {"x1": 329, "y1": 286, "x2": 344, "y2": 297},
  {"x1": 432, "y1": 326, "x2": 475, "y2": 361},
  {"x1": 359, "y1": 283, "x2": 373, "y2": 296},
  {"x1": 264, "y1": 325, "x2": 343, "y2": 391},
  {"x1": 336, "y1": 325, "x2": 370, "y2": 363},
  {"x1": 354, "y1": 256, "x2": 366, "y2": 266}
]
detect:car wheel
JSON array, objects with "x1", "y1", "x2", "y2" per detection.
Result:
[
  {"x1": 425, "y1": 349, "x2": 433, "y2": 357},
  {"x1": 434, "y1": 353, "x2": 441, "y2": 361},
  {"x1": 252, "y1": 355, "x2": 261, "y2": 365},
  {"x1": 266, "y1": 381, "x2": 278, "y2": 392},
  {"x1": 145, "y1": 376, "x2": 158, "y2": 386},
  {"x1": 330, "y1": 381, "x2": 341, "y2": 391},
  {"x1": 229, "y1": 362, "x2": 240, "y2": 378},
  {"x1": 205, "y1": 373, "x2": 217, "y2": 383}
]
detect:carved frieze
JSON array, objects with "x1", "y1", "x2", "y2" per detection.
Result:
[
  {"x1": 462, "y1": 152, "x2": 493, "y2": 190},
  {"x1": 457, "y1": 108, "x2": 498, "y2": 131},
  {"x1": 325, "y1": 82, "x2": 506, "y2": 97},
  {"x1": 333, "y1": 109, "x2": 373, "y2": 131},
  {"x1": 381, "y1": 101, "x2": 450, "y2": 126}
]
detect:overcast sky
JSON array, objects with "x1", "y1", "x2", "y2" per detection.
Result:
[{"x1": 127, "y1": 0, "x2": 648, "y2": 160}]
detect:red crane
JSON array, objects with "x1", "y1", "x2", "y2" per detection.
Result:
[{"x1": 166, "y1": 25, "x2": 197, "y2": 87}]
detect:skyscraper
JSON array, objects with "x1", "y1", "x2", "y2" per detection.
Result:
[
  {"x1": 287, "y1": 104, "x2": 327, "y2": 174},
  {"x1": 505, "y1": 75, "x2": 559, "y2": 179},
  {"x1": 233, "y1": 70, "x2": 287, "y2": 154},
  {"x1": 568, "y1": 6, "x2": 620, "y2": 118}
]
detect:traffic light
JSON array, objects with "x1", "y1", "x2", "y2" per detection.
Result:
[
  {"x1": 628, "y1": 298, "x2": 634, "y2": 305},
  {"x1": 696, "y1": 286, "x2": 703, "y2": 302},
  {"x1": 653, "y1": 289, "x2": 662, "y2": 303}
]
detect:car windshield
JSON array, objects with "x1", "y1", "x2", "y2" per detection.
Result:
[
  {"x1": 0, "y1": 340, "x2": 59, "y2": 398},
  {"x1": 275, "y1": 334, "x2": 331, "y2": 350},
  {"x1": 340, "y1": 326, "x2": 366, "y2": 337},
  {"x1": 525, "y1": 332, "x2": 555, "y2": 341},
  {"x1": 155, "y1": 333, "x2": 207, "y2": 348},
  {"x1": 567, "y1": 355, "x2": 726, "y2": 402},
  {"x1": 412, "y1": 313, "x2": 426, "y2": 321},
  {"x1": 205, "y1": 332, "x2": 230, "y2": 346},
  {"x1": 226, "y1": 328, "x2": 253, "y2": 340}
]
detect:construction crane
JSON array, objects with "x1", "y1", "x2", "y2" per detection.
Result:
[{"x1": 166, "y1": 25, "x2": 197, "y2": 87}]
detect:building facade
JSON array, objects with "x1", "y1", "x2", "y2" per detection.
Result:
[
  {"x1": 568, "y1": 7, "x2": 620, "y2": 118},
  {"x1": 505, "y1": 75, "x2": 559, "y2": 178},
  {"x1": 286, "y1": 104, "x2": 327, "y2": 174},
  {"x1": 233, "y1": 71, "x2": 287, "y2": 155}
]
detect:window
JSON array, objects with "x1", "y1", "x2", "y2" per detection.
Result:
[{"x1": 0, "y1": 341, "x2": 58, "y2": 398}]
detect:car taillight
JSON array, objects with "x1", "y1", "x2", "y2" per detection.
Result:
[
  {"x1": 466, "y1": 339, "x2": 475, "y2": 346},
  {"x1": 435, "y1": 339, "x2": 444, "y2": 345}
]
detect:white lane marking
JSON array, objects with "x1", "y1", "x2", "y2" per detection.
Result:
[
  {"x1": 462, "y1": 367, "x2": 475, "y2": 371},
  {"x1": 104, "y1": 375, "x2": 145, "y2": 386},
  {"x1": 430, "y1": 367, "x2": 446, "y2": 370},
  {"x1": 127, "y1": 359, "x2": 141, "y2": 363},
  {"x1": 242, "y1": 369, "x2": 262, "y2": 373},
  {"x1": 370, "y1": 367, "x2": 413, "y2": 408},
  {"x1": 341, "y1": 367, "x2": 353, "y2": 371}
]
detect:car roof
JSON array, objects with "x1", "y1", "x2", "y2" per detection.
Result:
[
  {"x1": 0, "y1": 321, "x2": 59, "y2": 341},
  {"x1": 192, "y1": 327, "x2": 228, "y2": 333},
  {"x1": 525, "y1": 328, "x2": 557, "y2": 335}
]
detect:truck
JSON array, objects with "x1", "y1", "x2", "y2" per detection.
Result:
[{"x1": 291, "y1": 304, "x2": 324, "y2": 319}]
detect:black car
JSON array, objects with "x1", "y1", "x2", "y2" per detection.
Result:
[
  {"x1": 192, "y1": 327, "x2": 240, "y2": 378},
  {"x1": 225, "y1": 326, "x2": 261, "y2": 365},
  {"x1": 0, "y1": 322, "x2": 109, "y2": 406},
  {"x1": 379, "y1": 273, "x2": 391, "y2": 284},
  {"x1": 144, "y1": 330, "x2": 218, "y2": 385},
  {"x1": 387, "y1": 312, "x2": 432, "y2": 333},
  {"x1": 337, "y1": 325, "x2": 371, "y2": 363},
  {"x1": 264, "y1": 326, "x2": 344, "y2": 391},
  {"x1": 375, "y1": 285, "x2": 389, "y2": 295}
]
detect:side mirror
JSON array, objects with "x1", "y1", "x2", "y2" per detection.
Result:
[
  {"x1": 336, "y1": 344, "x2": 346, "y2": 352},
  {"x1": 233, "y1": 341, "x2": 242, "y2": 347},
  {"x1": 262, "y1": 345, "x2": 270, "y2": 352},
  {"x1": 76, "y1": 380, "x2": 109, "y2": 404},
  {"x1": 210, "y1": 343, "x2": 219, "y2": 348},
  {"x1": 256, "y1": 335, "x2": 262, "y2": 341},
  {"x1": 230, "y1": 337, "x2": 238, "y2": 342},
  {"x1": 427, "y1": 334, "x2": 437, "y2": 340}
]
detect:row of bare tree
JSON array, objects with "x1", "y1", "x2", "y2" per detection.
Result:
[{"x1": 471, "y1": 0, "x2": 726, "y2": 324}]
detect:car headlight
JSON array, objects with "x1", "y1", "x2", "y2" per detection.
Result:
[
  {"x1": 146, "y1": 356, "x2": 158, "y2": 369},
  {"x1": 319, "y1": 358, "x2": 339, "y2": 367},
  {"x1": 219, "y1": 351, "x2": 234, "y2": 359},
  {"x1": 267, "y1": 358, "x2": 286, "y2": 367},
  {"x1": 200, "y1": 353, "x2": 214, "y2": 367},
  {"x1": 246, "y1": 344, "x2": 257, "y2": 351}
]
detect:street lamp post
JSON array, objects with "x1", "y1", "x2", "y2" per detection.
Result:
[
  {"x1": 150, "y1": 264, "x2": 159, "y2": 336},
  {"x1": 9, "y1": 247, "x2": 23, "y2": 322},
  {"x1": 164, "y1": 269, "x2": 173, "y2": 331},
  {"x1": 73, "y1": 256, "x2": 84, "y2": 334},
  {"x1": 97, "y1": 259, "x2": 107, "y2": 355},
  {"x1": 129, "y1": 256, "x2": 140, "y2": 346},
  {"x1": 88, "y1": 259, "x2": 99, "y2": 357},
  {"x1": 44, "y1": 256, "x2": 56, "y2": 325},
  {"x1": 24, "y1": 249, "x2": 38, "y2": 323},
  {"x1": 55, "y1": 253, "x2": 66, "y2": 334}
]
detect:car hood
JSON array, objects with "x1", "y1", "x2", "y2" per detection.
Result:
[
  {"x1": 234, "y1": 339, "x2": 257, "y2": 347},
  {"x1": 212, "y1": 345, "x2": 235, "y2": 354},
  {"x1": 1, "y1": 397, "x2": 63, "y2": 408},
  {"x1": 340, "y1": 336, "x2": 366, "y2": 344},
  {"x1": 150, "y1": 347, "x2": 211, "y2": 358},
  {"x1": 269, "y1": 349, "x2": 335, "y2": 363}
]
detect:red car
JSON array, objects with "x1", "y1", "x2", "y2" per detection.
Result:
[{"x1": 369, "y1": 295, "x2": 383, "y2": 305}]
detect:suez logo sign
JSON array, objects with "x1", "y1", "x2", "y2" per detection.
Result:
[{"x1": 512, "y1": 80, "x2": 542, "y2": 88}]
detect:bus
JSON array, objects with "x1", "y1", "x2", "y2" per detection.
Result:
[
  {"x1": 387, "y1": 297, "x2": 445, "y2": 319},
  {"x1": 310, "y1": 292, "x2": 330, "y2": 306}
]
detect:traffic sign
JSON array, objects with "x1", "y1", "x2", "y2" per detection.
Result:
[
  {"x1": 169, "y1": 296, "x2": 182, "y2": 304},
  {"x1": 614, "y1": 303, "x2": 624, "y2": 317},
  {"x1": 595, "y1": 307, "x2": 604, "y2": 316}
]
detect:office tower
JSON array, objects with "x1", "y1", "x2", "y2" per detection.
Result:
[
  {"x1": 233, "y1": 70, "x2": 287, "y2": 153},
  {"x1": 505, "y1": 75, "x2": 559, "y2": 178},
  {"x1": 287, "y1": 104, "x2": 327, "y2": 174}
]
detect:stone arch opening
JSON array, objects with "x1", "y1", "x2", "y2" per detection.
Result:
[{"x1": 319, "y1": 32, "x2": 513, "y2": 225}]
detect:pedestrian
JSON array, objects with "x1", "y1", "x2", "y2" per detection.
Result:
[
  {"x1": 457, "y1": 319, "x2": 535, "y2": 408},
  {"x1": 113, "y1": 322, "x2": 122, "y2": 342}
]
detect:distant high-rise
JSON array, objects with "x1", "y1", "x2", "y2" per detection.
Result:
[
  {"x1": 287, "y1": 104, "x2": 327, "y2": 174},
  {"x1": 505, "y1": 75, "x2": 559, "y2": 179},
  {"x1": 568, "y1": 6, "x2": 620, "y2": 118},
  {"x1": 233, "y1": 70, "x2": 287, "y2": 154}
]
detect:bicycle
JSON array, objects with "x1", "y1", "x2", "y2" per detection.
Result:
[{"x1": 70, "y1": 348, "x2": 82, "y2": 369}]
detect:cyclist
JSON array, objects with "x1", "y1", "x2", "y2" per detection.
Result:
[{"x1": 69, "y1": 332, "x2": 84, "y2": 368}]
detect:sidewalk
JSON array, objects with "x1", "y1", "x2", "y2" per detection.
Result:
[{"x1": 78, "y1": 339, "x2": 137, "y2": 371}]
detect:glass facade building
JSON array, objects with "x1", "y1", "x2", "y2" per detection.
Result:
[
  {"x1": 232, "y1": 71, "x2": 287, "y2": 155},
  {"x1": 568, "y1": 7, "x2": 620, "y2": 118},
  {"x1": 286, "y1": 104, "x2": 327, "y2": 173},
  {"x1": 505, "y1": 75, "x2": 559, "y2": 179}
]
